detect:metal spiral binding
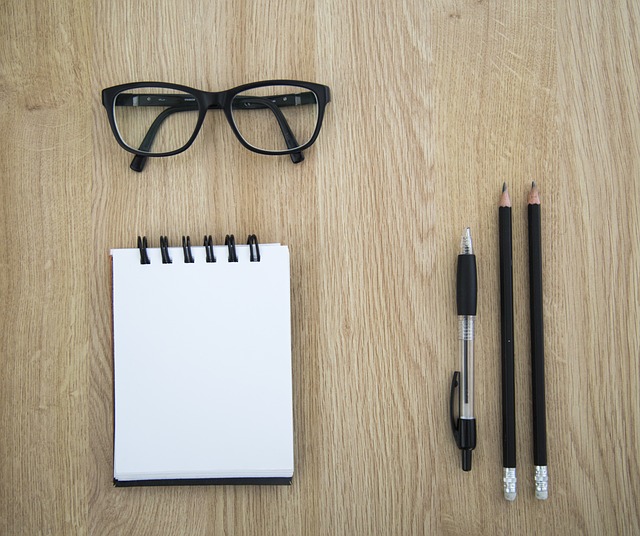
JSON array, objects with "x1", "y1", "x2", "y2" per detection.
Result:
[
  {"x1": 225, "y1": 235, "x2": 238, "y2": 262},
  {"x1": 137, "y1": 236, "x2": 150, "y2": 265},
  {"x1": 204, "y1": 235, "x2": 216, "y2": 263},
  {"x1": 160, "y1": 236, "x2": 172, "y2": 264},
  {"x1": 136, "y1": 234, "x2": 259, "y2": 264},
  {"x1": 182, "y1": 236, "x2": 194, "y2": 263},
  {"x1": 247, "y1": 234, "x2": 261, "y2": 262}
]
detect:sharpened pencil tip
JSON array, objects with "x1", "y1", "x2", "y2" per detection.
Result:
[
  {"x1": 499, "y1": 183, "x2": 511, "y2": 207},
  {"x1": 528, "y1": 181, "x2": 540, "y2": 204}
]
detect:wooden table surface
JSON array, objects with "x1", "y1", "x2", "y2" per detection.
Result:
[{"x1": 1, "y1": 1, "x2": 638, "y2": 534}]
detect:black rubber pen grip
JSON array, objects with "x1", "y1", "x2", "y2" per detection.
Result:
[{"x1": 456, "y1": 255, "x2": 477, "y2": 316}]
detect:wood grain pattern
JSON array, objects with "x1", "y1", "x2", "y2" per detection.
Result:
[{"x1": 0, "y1": 0, "x2": 638, "y2": 534}]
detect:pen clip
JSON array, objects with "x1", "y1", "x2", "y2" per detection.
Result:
[{"x1": 449, "y1": 371, "x2": 460, "y2": 445}]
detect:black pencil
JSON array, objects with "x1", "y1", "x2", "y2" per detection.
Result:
[
  {"x1": 528, "y1": 181, "x2": 548, "y2": 500},
  {"x1": 499, "y1": 183, "x2": 516, "y2": 501}
]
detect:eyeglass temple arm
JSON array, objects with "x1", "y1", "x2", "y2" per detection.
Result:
[
  {"x1": 114, "y1": 93, "x2": 197, "y2": 107},
  {"x1": 231, "y1": 91, "x2": 317, "y2": 108},
  {"x1": 117, "y1": 91, "x2": 316, "y2": 109},
  {"x1": 112, "y1": 94, "x2": 199, "y2": 171},
  {"x1": 125, "y1": 95, "x2": 306, "y2": 171},
  {"x1": 231, "y1": 96, "x2": 304, "y2": 163},
  {"x1": 129, "y1": 104, "x2": 198, "y2": 171},
  {"x1": 227, "y1": 92, "x2": 315, "y2": 163}
]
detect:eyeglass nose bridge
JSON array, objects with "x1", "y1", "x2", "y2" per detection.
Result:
[{"x1": 203, "y1": 90, "x2": 225, "y2": 110}]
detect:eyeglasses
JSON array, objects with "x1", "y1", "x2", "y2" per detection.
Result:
[{"x1": 101, "y1": 80, "x2": 331, "y2": 172}]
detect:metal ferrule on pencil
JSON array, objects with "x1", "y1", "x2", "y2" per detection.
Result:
[
  {"x1": 504, "y1": 468, "x2": 517, "y2": 501},
  {"x1": 535, "y1": 465, "x2": 549, "y2": 500}
]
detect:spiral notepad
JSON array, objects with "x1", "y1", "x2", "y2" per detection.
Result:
[{"x1": 111, "y1": 235, "x2": 293, "y2": 486}]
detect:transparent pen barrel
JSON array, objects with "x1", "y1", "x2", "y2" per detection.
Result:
[{"x1": 458, "y1": 316, "x2": 475, "y2": 418}]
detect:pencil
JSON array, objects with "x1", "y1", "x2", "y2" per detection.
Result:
[
  {"x1": 499, "y1": 183, "x2": 516, "y2": 501},
  {"x1": 528, "y1": 181, "x2": 548, "y2": 500}
]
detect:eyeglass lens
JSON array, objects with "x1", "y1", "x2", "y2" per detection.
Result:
[
  {"x1": 230, "y1": 85, "x2": 319, "y2": 152},
  {"x1": 113, "y1": 87, "x2": 200, "y2": 154}
]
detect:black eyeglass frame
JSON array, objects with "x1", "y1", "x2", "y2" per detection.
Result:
[{"x1": 101, "y1": 80, "x2": 331, "y2": 169}]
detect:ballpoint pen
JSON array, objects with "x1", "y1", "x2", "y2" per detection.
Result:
[{"x1": 449, "y1": 227, "x2": 477, "y2": 471}]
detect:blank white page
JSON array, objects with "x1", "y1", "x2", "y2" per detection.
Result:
[{"x1": 111, "y1": 243, "x2": 293, "y2": 483}]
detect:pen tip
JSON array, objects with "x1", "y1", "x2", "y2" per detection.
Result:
[{"x1": 460, "y1": 228, "x2": 473, "y2": 254}]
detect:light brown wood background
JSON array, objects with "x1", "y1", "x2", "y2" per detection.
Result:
[{"x1": 0, "y1": 0, "x2": 638, "y2": 534}]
